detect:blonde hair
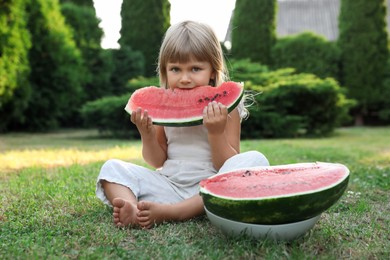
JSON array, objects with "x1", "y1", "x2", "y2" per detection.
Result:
[{"x1": 157, "y1": 21, "x2": 229, "y2": 88}]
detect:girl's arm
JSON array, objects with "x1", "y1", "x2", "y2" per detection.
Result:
[
  {"x1": 141, "y1": 125, "x2": 167, "y2": 168},
  {"x1": 131, "y1": 108, "x2": 167, "y2": 168},
  {"x1": 203, "y1": 102, "x2": 241, "y2": 170}
]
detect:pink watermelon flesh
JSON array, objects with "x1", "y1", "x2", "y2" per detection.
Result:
[
  {"x1": 124, "y1": 81, "x2": 244, "y2": 126},
  {"x1": 200, "y1": 162, "x2": 349, "y2": 199}
]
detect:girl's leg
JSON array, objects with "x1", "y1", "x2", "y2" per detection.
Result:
[
  {"x1": 101, "y1": 181, "x2": 139, "y2": 227},
  {"x1": 135, "y1": 152, "x2": 270, "y2": 229},
  {"x1": 97, "y1": 159, "x2": 188, "y2": 228}
]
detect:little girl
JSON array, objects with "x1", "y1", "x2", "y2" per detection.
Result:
[{"x1": 96, "y1": 21, "x2": 269, "y2": 229}]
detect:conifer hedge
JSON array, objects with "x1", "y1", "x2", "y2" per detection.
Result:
[
  {"x1": 231, "y1": 0, "x2": 276, "y2": 65},
  {"x1": 119, "y1": 0, "x2": 170, "y2": 76},
  {"x1": 338, "y1": 0, "x2": 389, "y2": 124}
]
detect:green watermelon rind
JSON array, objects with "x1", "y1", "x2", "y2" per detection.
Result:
[
  {"x1": 153, "y1": 90, "x2": 244, "y2": 127},
  {"x1": 200, "y1": 167, "x2": 349, "y2": 225}
]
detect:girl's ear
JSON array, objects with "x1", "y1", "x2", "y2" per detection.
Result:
[
  {"x1": 209, "y1": 71, "x2": 216, "y2": 86},
  {"x1": 209, "y1": 78, "x2": 215, "y2": 86}
]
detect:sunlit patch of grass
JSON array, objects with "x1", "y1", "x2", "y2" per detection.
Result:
[
  {"x1": 362, "y1": 150, "x2": 390, "y2": 168},
  {"x1": 0, "y1": 129, "x2": 144, "y2": 174},
  {"x1": 0, "y1": 146, "x2": 142, "y2": 173}
]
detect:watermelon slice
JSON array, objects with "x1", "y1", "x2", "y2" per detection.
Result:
[
  {"x1": 200, "y1": 162, "x2": 349, "y2": 224},
  {"x1": 124, "y1": 81, "x2": 244, "y2": 126}
]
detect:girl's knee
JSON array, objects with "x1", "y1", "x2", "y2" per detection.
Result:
[
  {"x1": 219, "y1": 150, "x2": 269, "y2": 174},
  {"x1": 241, "y1": 151, "x2": 270, "y2": 166},
  {"x1": 101, "y1": 159, "x2": 123, "y2": 171}
]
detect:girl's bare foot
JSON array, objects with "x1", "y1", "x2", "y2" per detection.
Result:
[
  {"x1": 136, "y1": 201, "x2": 174, "y2": 229},
  {"x1": 112, "y1": 198, "x2": 139, "y2": 227}
]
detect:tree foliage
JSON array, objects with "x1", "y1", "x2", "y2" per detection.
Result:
[
  {"x1": 109, "y1": 46, "x2": 145, "y2": 95},
  {"x1": 22, "y1": 0, "x2": 84, "y2": 130},
  {"x1": 119, "y1": 0, "x2": 170, "y2": 76},
  {"x1": 338, "y1": 0, "x2": 389, "y2": 124},
  {"x1": 0, "y1": 0, "x2": 32, "y2": 131},
  {"x1": 60, "y1": 0, "x2": 94, "y2": 7},
  {"x1": 0, "y1": 0, "x2": 31, "y2": 107},
  {"x1": 61, "y1": 2, "x2": 102, "y2": 49},
  {"x1": 231, "y1": 0, "x2": 277, "y2": 65},
  {"x1": 61, "y1": 2, "x2": 115, "y2": 101}
]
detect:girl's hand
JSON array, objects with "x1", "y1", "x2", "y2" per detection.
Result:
[
  {"x1": 131, "y1": 107, "x2": 155, "y2": 137},
  {"x1": 203, "y1": 101, "x2": 228, "y2": 135}
]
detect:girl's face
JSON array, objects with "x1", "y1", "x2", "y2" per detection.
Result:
[{"x1": 166, "y1": 58, "x2": 215, "y2": 90}]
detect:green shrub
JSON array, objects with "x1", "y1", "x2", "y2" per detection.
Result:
[
  {"x1": 242, "y1": 71, "x2": 353, "y2": 138},
  {"x1": 126, "y1": 76, "x2": 160, "y2": 92},
  {"x1": 228, "y1": 59, "x2": 269, "y2": 83},
  {"x1": 80, "y1": 77, "x2": 160, "y2": 138},
  {"x1": 80, "y1": 94, "x2": 139, "y2": 138},
  {"x1": 271, "y1": 32, "x2": 341, "y2": 79}
]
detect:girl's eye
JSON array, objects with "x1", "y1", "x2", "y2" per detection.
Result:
[
  {"x1": 170, "y1": 67, "x2": 179, "y2": 72},
  {"x1": 192, "y1": 67, "x2": 201, "y2": 72}
]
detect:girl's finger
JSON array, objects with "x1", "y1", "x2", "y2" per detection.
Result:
[
  {"x1": 208, "y1": 101, "x2": 217, "y2": 114},
  {"x1": 131, "y1": 107, "x2": 144, "y2": 124},
  {"x1": 142, "y1": 110, "x2": 149, "y2": 124},
  {"x1": 131, "y1": 108, "x2": 140, "y2": 122},
  {"x1": 219, "y1": 102, "x2": 228, "y2": 116}
]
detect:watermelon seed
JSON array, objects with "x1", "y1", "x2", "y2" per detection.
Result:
[
  {"x1": 204, "y1": 97, "x2": 210, "y2": 101},
  {"x1": 223, "y1": 91, "x2": 227, "y2": 96},
  {"x1": 198, "y1": 99, "x2": 203, "y2": 103},
  {"x1": 241, "y1": 170, "x2": 252, "y2": 177},
  {"x1": 211, "y1": 94, "x2": 220, "y2": 101}
]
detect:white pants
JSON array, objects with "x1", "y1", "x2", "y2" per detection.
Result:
[{"x1": 96, "y1": 151, "x2": 269, "y2": 206}]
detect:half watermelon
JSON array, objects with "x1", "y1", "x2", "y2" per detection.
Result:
[
  {"x1": 200, "y1": 162, "x2": 349, "y2": 225},
  {"x1": 124, "y1": 81, "x2": 244, "y2": 126}
]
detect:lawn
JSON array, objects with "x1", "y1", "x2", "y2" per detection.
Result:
[{"x1": 0, "y1": 127, "x2": 389, "y2": 259}]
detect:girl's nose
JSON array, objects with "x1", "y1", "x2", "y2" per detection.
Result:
[{"x1": 180, "y1": 73, "x2": 191, "y2": 84}]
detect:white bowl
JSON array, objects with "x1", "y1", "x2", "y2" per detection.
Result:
[{"x1": 205, "y1": 208, "x2": 320, "y2": 241}]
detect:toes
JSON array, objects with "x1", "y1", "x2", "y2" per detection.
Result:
[
  {"x1": 112, "y1": 198, "x2": 125, "y2": 208},
  {"x1": 116, "y1": 222, "x2": 124, "y2": 228},
  {"x1": 113, "y1": 216, "x2": 120, "y2": 224},
  {"x1": 137, "y1": 215, "x2": 149, "y2": 222},
  {"x1": 137, "y1": 201, "x2": 146, "y2": 211},
  {"x1": 138, "y1": 219, "x2": 152, "y2": 229},
  {"x1": 137, "y1": 210, "x2": 148, "y2": 217},
  {"x1": 137, "y1": 200, "x2": 153, "y2": 211}
]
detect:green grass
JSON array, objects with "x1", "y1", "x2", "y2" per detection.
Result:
[{"x1": 0, "y1": 127, "x2": 389, "y2": 259}]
